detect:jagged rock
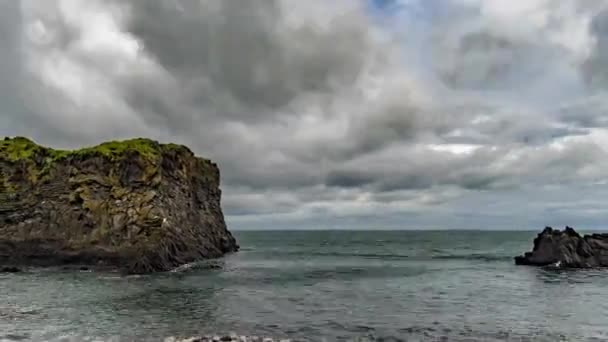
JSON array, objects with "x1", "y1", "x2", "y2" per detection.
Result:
[
  {"x1": 0, "y1": 137, "x2": 238, "y2": 273},
  {"x1": 0, "y1": 266, "x2": 21, "y2": 273},
  {"x1": 515, "y1": 226, "x2": 608, "y2": 268}
]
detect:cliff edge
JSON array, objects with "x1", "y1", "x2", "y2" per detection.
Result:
[
  {"x1": 0, "y1": 137, "x2": 238, "y2": 273},
  {"x1": 515, "y1": 226, "x2": 608, "y2": 268}
]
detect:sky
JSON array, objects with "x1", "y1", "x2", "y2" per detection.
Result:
[{"x1": 2, "y1": 0, "x2": 608, "y2": 230}]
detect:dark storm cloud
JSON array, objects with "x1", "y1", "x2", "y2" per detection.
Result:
[
  {"x1": 123, "y1": 0, "x2": 372, "y2": 122},
  {"x1": 326, "y1": 170, "x2": 377, "y2": 189},
  {"x1": 583, "y1": 8, "x2": 608, "y2": 89}
]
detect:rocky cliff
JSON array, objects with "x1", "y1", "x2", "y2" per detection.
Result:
[
  {"x1": 515, "y1": 226, "x2": 608, "y2": 268},
  {"x1": 0, "y1": 137, "x2": 238, "y2": 273}
]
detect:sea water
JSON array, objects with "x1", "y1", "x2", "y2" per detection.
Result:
[{"x1": 2, "y1": 230, "x2": 608, "y2": 341}]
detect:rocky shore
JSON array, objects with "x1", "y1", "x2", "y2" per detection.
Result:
[
  {"x1": 0, "y1": 137, "x2": 238, "y2": 274},
  {"x1": 515, "y1": 226, "x2": 608, "y2": 268}
]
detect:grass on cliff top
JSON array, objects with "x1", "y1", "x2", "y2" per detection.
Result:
[
  {"x1": 0, "y1": 136, "x2": 46, "y2": 161},
  {"x1": 0, "y1": 137, "x2": 189, "y2": 163},
  {"x1": 70, "y1": 139, "x2": 186, "y2": 161}
]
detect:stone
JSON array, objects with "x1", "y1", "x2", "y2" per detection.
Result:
[
  {"x1": 515, "y1": 226, "x2": 608, "y2": 268},
  {"x1": 0, "y1": 266, "x2": 21, "y2": 273},
  {"x1": 0, "y1": 137, "x2": 239, "y2": 274},
  {"x1": 112, "y1": 214, "x2": 126, "y2": 230}
]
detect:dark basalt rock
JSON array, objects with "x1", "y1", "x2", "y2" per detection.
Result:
[
  {"x1": 515, "y1": 226, "x2": 608, "y2": 268},
  {"x1": 0, "y1": 137, "x2": 239, "y2": 274},
  {"x1": 0, "y1": 266, "x2": 21, "y2": 273}
]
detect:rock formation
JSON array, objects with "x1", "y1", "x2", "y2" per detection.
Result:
[
  {"x1": 515, "y1": 226, "x2": 608, "y2": 268},
  {"x1": 0, "y1": 137, "x2": 238, "y2": 273}
]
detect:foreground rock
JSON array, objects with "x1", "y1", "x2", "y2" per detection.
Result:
[
  {"x1": 515, "y1": 226, "x2": 608, "y2": 268},
  {"x1": 0, "y1": 137, "x2": 238, "y2": 273},
  {"x1": 0, "y1": 266, "x2": 21, "y2": 273}
]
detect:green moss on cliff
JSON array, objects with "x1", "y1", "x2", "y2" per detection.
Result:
[
  {"x1": 1, "y1": 137, "x2": 191, "y2": 165},
  {"x1": 1, "y1": 137, "x2": 199, "y2": 190},
  {"x1": 66, "y1": 139, "x2": 169, "y2": 161},
  {"x1": 0, "y1": 137, "x2": 43, "y2": 161}
]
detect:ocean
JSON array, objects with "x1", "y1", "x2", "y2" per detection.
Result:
[{"x1": 2, "y1": 230, "x2": 608, "y2": 341}]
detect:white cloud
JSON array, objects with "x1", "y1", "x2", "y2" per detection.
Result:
[{"x1": 2, "y1": 0, "x2": 608, "y2": 229}]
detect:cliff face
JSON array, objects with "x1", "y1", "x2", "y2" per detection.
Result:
[
  {"x1": 0, "y1": 137, "x2": 238, "y2": 273},
  {"x1": 515, "y1": 227, "x2": 608, "y2": 268}
]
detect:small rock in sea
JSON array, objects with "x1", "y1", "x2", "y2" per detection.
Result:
[
  {"x1": 79, "y1": 266, "x2": 90, "y2": 271},
  {"x1": 515, "y1": 226, "x2": 608, "y2": 268},
  {"x1": 221, "y1": 336, "x2": 232, "y2": 341},
  {"x1": 0, "y1": 266, "x2": 22, "y2": 273}
]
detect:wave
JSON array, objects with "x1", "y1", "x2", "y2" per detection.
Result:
[
  {"x1": 270, "y1": 250, "x2": 412, "y2": 260},
  {"x1": 0, "y1": 334, "x2": 29, "y2": 341},
  {"x1": 261, "y1": 250, "x2": 512, "y2": 262},
  {"x1": 432, "y1": 253, "x2": 513, "y2": 262}
]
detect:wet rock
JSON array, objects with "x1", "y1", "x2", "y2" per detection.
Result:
[
  {"x1": 0, "y1": 266, "x2": 21, "y2": 273},
  {"x1": 515, "y1": 226, "x2": 608, "y2": 268}
]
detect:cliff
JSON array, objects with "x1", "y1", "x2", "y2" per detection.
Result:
[
  {"x1": 0, "y1": 137, "x2": 238, "y2": 273},
  {"x1": 515, "y1": 226, "x2": 608, "y2": 268}
]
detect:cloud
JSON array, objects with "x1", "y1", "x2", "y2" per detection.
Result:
[
  {"x1": 3, "y1": 0, "x2": 608, "y2": 229},
  {"x1": 583, "y1": 5, "x2": 608, "y2": 89},
  {"x1": 0, "y1": 0, "x2": 29, "y2": 137}
]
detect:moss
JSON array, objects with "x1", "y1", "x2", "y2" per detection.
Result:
[
  {"x1": 111, "y1": 187, "x2": 129, "y2": 199},
  {"x1": 1, "y1": 137, "x2": 188, "y2": 164},
  {"x1": 0, "y1": 137, "x2": 43, "y2": 161},
  {"x1": 66, "y1": 139, "x2": 163, "y2": 161},
  {"x1": 0, "y1": 170, "x2": 16, "y2": 193},
  {"x1": 1, "y1": 137, "x2": 193, "y2": 186}
]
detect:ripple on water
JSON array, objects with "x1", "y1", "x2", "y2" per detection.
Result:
[{"x1": 4, "y1": 231, "x2": 608, "y2": 341}]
